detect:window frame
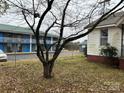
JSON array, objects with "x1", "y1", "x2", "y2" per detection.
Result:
[{"x1": 100, "y1": 28, "x2": 108, "y2": 46}]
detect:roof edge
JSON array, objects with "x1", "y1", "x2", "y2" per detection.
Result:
[{"x1": 87, "y1": 24, "x2": 117, "y2": 29}]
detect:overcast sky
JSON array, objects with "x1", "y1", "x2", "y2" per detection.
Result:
[{"x1": 0, "y1": 0, "x2": 123, "y2": 43}]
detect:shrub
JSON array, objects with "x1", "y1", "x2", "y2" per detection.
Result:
[{"x1": 100, "y1": 44, "x2": 118, "y2": 57}]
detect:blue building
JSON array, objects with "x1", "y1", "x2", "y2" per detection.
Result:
[{"x1": 0, "y1": 24, "x2": 57, "y2": 53}]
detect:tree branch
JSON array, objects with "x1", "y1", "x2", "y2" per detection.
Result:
[
  {"x1": 53, "y1": 0, "x2": 71, "y2": 59},
  {"x1": 50, "y1": 0, "x2": 124, "y2": 62}
]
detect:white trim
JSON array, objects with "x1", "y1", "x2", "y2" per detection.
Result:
[
  {"x1": 87, "y1": 24, "x2": 117, "y2": 29},
  {"x1": 87, "y1": 17, "x2": 124, "y2": 29},
  {"x1": 95, "y1": 24, "x2": 117, "y2": 28},
  {"x1": 30, "y1": 35, "x2": 32, "y2": 52},
  {"x1": 117, "y1": 17, "x2": 124, "y2": 26}
]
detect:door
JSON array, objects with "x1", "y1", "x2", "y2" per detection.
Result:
[{"x1": 22, "y1": 44, "x2": 30, "y2": 52}]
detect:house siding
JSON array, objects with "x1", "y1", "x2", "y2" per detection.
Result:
[
  {"x1": 108, "y1": 27, "x2": 122, "y2": 57},
  {"x1": 87, "y1": 29, "x2": 100, "y2": 55},
  {"x1": 87, "y1": 27, "x2": 122, "y2": 57}
]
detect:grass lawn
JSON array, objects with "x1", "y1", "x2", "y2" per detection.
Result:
[{"x1": 0, "y1": 55, "x2": 124, "y2": 93}]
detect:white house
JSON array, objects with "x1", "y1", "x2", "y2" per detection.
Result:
[{"x1": 86, "y1": 11, "x2": 124, "y2": 61}]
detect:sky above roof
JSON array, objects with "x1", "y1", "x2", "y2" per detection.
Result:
[{"x1": 0, "y1": 0, "x2": 123, "y2": 42}]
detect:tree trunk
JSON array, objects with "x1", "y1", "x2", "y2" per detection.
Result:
[{"x1": 43, "y1": 62, "x2": 54, "y2": 79}]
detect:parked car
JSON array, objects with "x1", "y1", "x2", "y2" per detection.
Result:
[{"x1": 0, "y1": 50, "x2": 7, "y2": 62}]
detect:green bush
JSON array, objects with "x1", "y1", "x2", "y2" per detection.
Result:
[{"x1": 100, "y1": 44, "x2": 118, "y2": 57}]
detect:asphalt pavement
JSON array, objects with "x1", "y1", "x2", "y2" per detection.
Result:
[{"x1": 7, "y1": 51, "x2": 81, "y2": 61}]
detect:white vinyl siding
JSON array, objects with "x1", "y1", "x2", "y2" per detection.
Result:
[
  {"x1": 87, "y1": 27, "x2": 122, "y2": 57},
  {"x1": 87, "y1": 29, "x2": 101, "y2": 55},
  {"x1": 108, "y1": 27, "x2": 122, "y2": 57}
]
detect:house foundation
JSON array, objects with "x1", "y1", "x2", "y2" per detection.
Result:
[{"x1": 87, "y1": 55, "x2": 124, "y2": 69}]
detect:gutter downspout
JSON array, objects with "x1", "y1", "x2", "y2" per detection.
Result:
[{"x1": 121, "y1": 24, "x2": 124, "y2": 57}]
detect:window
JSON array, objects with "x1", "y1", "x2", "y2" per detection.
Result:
[
  {"x1": 6, "y1": 33, "x2": 13, "y2": 37},
  {"x1": 100, "y1": 28, "x2": 108, "y2": 45}
]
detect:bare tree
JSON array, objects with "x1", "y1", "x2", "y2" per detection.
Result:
[
  {"x1": 0, "y1": 0, "x2": 9, "y2": 14},
  {"x1": 5, "y1": 0, "x2": 124, "y2": 78}
]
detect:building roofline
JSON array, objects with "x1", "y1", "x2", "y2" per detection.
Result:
[
  {"x1": 92, "y1": 24, "x2": 117, "y2": 29},
  {"x1": 85, "y1": 11, "x2": 124, "y2": 29},
  {"x1": 0, "y1": 24, "x2": 58, "y2": 37}
]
